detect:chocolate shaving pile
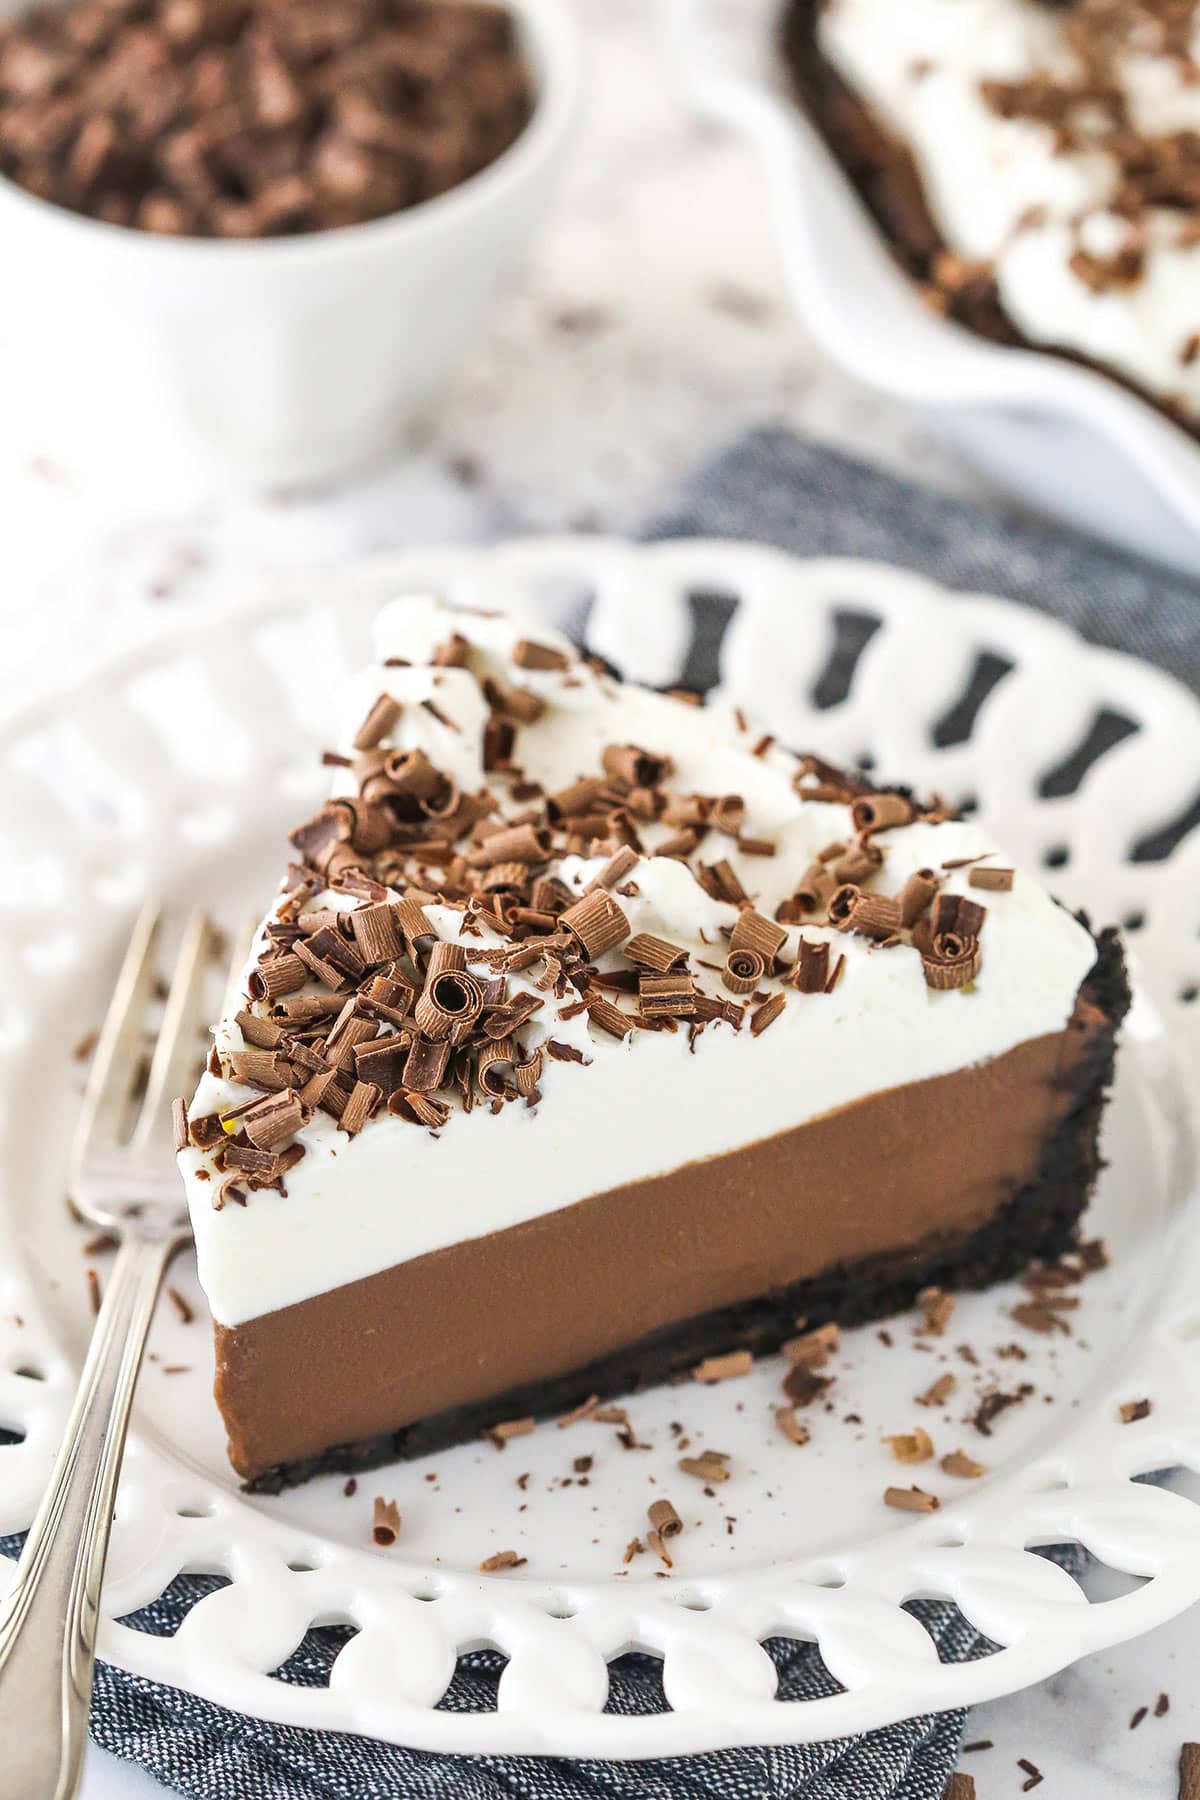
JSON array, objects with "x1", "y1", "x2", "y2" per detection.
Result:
[{"x1": 0, "y1": 0, "x2": 533, "y2": 237}]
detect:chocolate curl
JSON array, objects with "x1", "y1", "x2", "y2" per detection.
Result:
[
  {"x1": 790, "y1": 938, "x2": 831, "y2": 995},
  {"x1": 832, "y1": 841, "x2": 883, "y2": 885},
  {"x1": 482, "y1": 862, "x2": 531, "y2": 898},
  {"x1": 353, "y1": 694, "x2": 401, "y2": 752},
  {"x1": 602, "y1": 743, "x2": 673, "y2": 788},
  {"x1": 339, "y1": 1079, "x2": 381, "y2": 1136},
  {"x1": 171, "y1": 1097, "x2": 189, "y2": 1154},
  {"x1": 826, "y1": 884, "x2": 861, "y2": 929},
  {"x1": 433, "y1": 633, "x2": 470, "y2": 668},
  {"x1": 403, "y1": 1036, "x2": 451, "y2": 1093},
  {"x1": 722, "y1": 948, "x2": 765, "y2": 994},
  {"x1": 661, "y1": 794, "x2": 709, "y2": 828},
  {"x1": 711, "y1": 794, "x2": 745, "y2": 836},
  {"x1": 384, "y1": 748, "x2": 442, "y2": 799},
  {"x1": 657, "y1": 828, "x2": 701, "y2": 860},
  {"x1": 899, "y1": 868, "x2": 940, "y2": 927},
  {"x1": 586, "y1": 845, "x2": 639, "y2": 892},
  {"x1": 414, "y1": 968, "x2": 484, "y2": 1040},
  {"x1": 585, "y1": 995, "x2": 633, "y2": 1039},
  {"x1": 625, "y1": 933, "x2": 689, "y2": 973},
  {"x1": 639, "y1": 972, "x2": 697, "y2": 1018},
  {"x1": 391, "y1": 894, "x2": 435, "y2": 954},
  {"x1": 271, "y1": 993, "x2": 344, "y2": 1024},
  {"x1": 298, "y1": 1067, "x2": 338, "y2": 1113},
  {"x1": 647, "y1": 1497, "x2": 683, "y2": 1539},
  {"x1": 933, "y1": 892, "x2": 987, "y2": 938},
  {"x1": 785, "y1": 861, "x2": 837, "y2": 919},
  {"x1": 236, "y1": 1010, "x2": 284, "y2": 1050},
  {"x1": 289, "y1": 801, "x2": 352, "y2": 871},
  {"x1": 515, "y1": 1047, "x2": 543, "y2": 1098},
  {"x1": 750, "y1": 992, "x2": 786, "y2": 1035},
  {"x1": 227, "y1": 1049, "x2": 294, "y2": 1092},
  {"x1": 476, "y1": 1035, "x2": 516, "y2": 1098},
  {"x1": 922, "y1": 932, "x2": 981, "y2": 991},
  {"x1": 467, "y1": 823, "x2": 552, "y2": 867},
  {"x1": 489, "y1": 680, "x2": 544, "y2": 724},
  {"x1": 248, "y1": 953, "x2": 307, "y2": 1002},
  {"x1": 530, "y1": 875, "x2": 573, "y2": 914},
  {"x1": 729, "y1": 908, "x2": 787, "y2": 968},
  {"x1": 420, "y1": 778, "x2": 463, "y2": 822},
  {"x1": 561, "y1": 890, "x2": 630, "y2": 958},
  {"x1": 351, "y1": 1038, "x2": 409, "y2": 1095},
  {"x1": 388, "y1": 1090, "x2": 452, "y2": 1129},
  {"x1": 325, "y1": 1003, "x2": 379, "y2": 1072},
  {"x1": 483, "y1": 716, "x2": 515, "y2": 771},
  {"x1": 372, "y1": 1495, "x2": 401, "y2": 1546},
  {"x1": 851, "y1": 793, "x2": 916, "y2": 835},
  {"x1": 512, "y1": 638, "x2": 569, "y2": 671},
  {"x1": 831, "y1": 891, "x2": 903, "y2": 941},
  {"x1": 349, "y1": 902, "x2": 405, "y2": 964},
  {"x1": 968, "y1": 865, "x2": 1014, "y2": 892},
  {"x1": 696, "y1": 859, "x2": 748, "y2": 904},
  {"x1": 241, "y1": 1090, "x2": 310, "y2": 1152},
  {"x1": 547, "y1": 777, "x2": 609, "y2": 820}
]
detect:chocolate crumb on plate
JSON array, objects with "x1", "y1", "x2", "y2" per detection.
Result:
[
  {"x1": 372, "y1": 1497, "x2": 400, "y2": 1547},
  {"x1": 917, "y1": 1373, "x2": 956, "y2": 1407},
  {"x1": 1131, "y1": 1706, "x2": 1148, "y2": 1730},
  {"x1": 885, "y1": 1427, "x2": 934, "y2": 1464},
  {"x1": 1158, "y1": 1693, "x2": 1171, "y2": 1717},
  {"x1": 647, "y1": 1497, "x2": 683, "y2": 1539},
  {"x1": 85, "y1": 1268, "x2": 101, "y2": 1316},
  {"x1": 884, "y1": 1485, "x2": 939, "y2": 1513},
  {"x1": 166, "y1": 1286, "x2": 194, "y2": 1325},
  {"x1": 916, "y1": 1286, "x2": 954, "y2": 1336},
  {"x1": 775, "y1": 1405, "x2": 810, "y2": 1445},
  {"x1": 1018, "y1": 1757, "x2": 1043, "y2": 1791},
  {"x1": 479, "y1": 1549, "x2": 526, "y2": 1572},
  {"x1": 1119, "y1": 1398, "x2": 1152, "y2": 1423},
  {"x1": 941, "y1": 1449, "x2": 984, "y2": 1479}
]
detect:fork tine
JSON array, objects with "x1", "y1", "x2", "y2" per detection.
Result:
[
  {"x1": 69, "y1": 901, "x2": 163, "y2": 1198},
  {"x1": 130, "y1": 910, "x2": 213, "y2": 1149}
]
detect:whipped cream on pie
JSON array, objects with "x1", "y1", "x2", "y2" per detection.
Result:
[{"x1": 180, "y1": 595, "x2": 1097, "y2": 1331}]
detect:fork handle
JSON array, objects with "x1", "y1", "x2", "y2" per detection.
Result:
[{"x1": 0, "y1": 1233, "x2": 176, "y2": 1800}]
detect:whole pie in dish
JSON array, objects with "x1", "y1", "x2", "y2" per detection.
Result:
[
  {"x1": 176, "y1": 597, "x2": 1128, "y2": 1488},
  {"x1": 783, "y1": 0, "x2": 1200, "y2": 438}
]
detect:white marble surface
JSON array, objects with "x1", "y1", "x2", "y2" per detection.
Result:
[{"x1": 0, "y1": 1, "x2": 1189, "y2": 1794}]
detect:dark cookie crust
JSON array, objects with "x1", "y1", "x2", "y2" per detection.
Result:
[{"x1": 246, "y1": 926, "x2": 1128, "y2": 1492}]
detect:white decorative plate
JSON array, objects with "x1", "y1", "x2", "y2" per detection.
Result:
[{"x1": 0, "y1": 537, "x2": 1198, "y2": 1758}]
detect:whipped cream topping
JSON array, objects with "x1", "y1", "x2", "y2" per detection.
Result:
[
  {"x1": 818, "y1": 0, "x2": 1200, "y2": 421},
  {"x1": 180, "y1": 595, "x2": 1099, "y2": 1328}
]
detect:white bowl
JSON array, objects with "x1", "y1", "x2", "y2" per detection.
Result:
[
  {"x1": 670, "y1": 0, "x2": 1200, "y2": 574},
  {"x1": 0, "y1": 0, "x2": 580, "y2": 492}
]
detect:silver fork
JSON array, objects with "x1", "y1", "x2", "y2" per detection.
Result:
[{"x1": 0, "y1": 903, "x2": 244, "y2": 1800}]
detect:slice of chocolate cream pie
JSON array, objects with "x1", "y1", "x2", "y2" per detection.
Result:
[{"x1": 177, "y1": 597, "x2": 1128, "y2": 1488}]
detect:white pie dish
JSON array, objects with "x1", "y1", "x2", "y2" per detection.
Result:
[
  {"x1": 0, "y1": 0, "x2": 580, "y2": 492},
  {"x1": 1, "y1": 535, "x2": 1198, "y2": 1756},
  {"x1": 668, "y1": 0, "x2": 1200, "y2": 575}
]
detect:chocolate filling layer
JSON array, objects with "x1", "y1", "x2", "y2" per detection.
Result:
[{"x1": 219, "y1": 931, "x2": 1126, "y2": 1488}]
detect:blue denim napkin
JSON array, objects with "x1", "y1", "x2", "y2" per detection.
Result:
[{"x1": 36, "y1": 428, "x2": 1192, "y2": 1797}]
